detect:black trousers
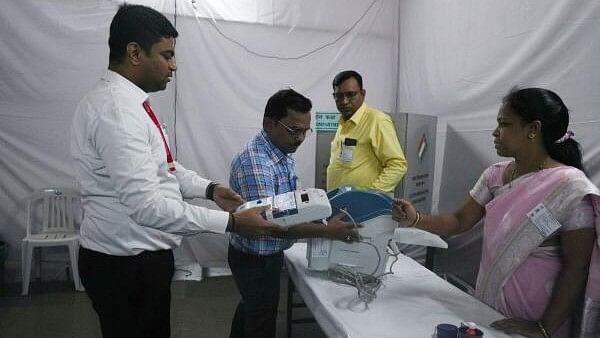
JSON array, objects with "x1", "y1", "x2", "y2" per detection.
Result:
[
  {"x1": 228, "y1": 245, "x2": 284, "y2": 338},
  {"x1": 79, "y1": 246, "x2": 174, "y2": 338}
]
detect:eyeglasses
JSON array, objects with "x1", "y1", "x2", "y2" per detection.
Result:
[
  {"x1": 278, "y1": 120, "x2": 313, "y2": 138},
  {"x1": 332, "y1": 91, "x2": 360, "y2": 101}
]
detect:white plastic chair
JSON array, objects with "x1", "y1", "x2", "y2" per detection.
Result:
[{"x1": 21, "y1": 188, "x2": 84, "y2": 295}]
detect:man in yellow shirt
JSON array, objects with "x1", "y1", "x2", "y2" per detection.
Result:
[{"x1": 326, "y1": 70, "x2": 407, "y2": 192}]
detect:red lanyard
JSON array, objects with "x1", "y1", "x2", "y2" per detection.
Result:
[{"x1": 142, "y1": 101, "x2": 176, "y2": 173}]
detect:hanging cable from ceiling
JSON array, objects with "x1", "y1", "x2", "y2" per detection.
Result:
[{"x1": 191, "y1": 0, "x2": 379, "y2": 61}]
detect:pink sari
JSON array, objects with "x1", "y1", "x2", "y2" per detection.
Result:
[{"x1": 474, "y1": 163, "x2": 600, "y2": 338}]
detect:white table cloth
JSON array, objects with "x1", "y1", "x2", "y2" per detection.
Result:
[{"x1": 285, "y1": 243, "x2": 524, "y2": 338}]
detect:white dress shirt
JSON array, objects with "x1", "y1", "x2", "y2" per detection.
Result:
[{"x1": 71, "y1": 70, "x2": 229, "y2": 256}]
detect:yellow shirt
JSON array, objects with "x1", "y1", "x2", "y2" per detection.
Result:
[{"x1": 326, "y1": 102, "x2": 407, "y2": 192}]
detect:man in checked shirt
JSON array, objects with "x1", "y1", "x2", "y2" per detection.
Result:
[{"x1": 228, "y1": 89, "x2": 359, "y2": 338}]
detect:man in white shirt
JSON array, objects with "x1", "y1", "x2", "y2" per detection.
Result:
[{"x1": 70, "y1": 5, "x2": 281, "y2": 338}]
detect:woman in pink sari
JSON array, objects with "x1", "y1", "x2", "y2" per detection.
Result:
[{"x1": 393, "y1": 88, "x2": 599, "y2": 338}]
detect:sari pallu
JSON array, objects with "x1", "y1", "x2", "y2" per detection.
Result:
[{"x1": 473, "y1": 164, "x2": 600, "y2": 338}]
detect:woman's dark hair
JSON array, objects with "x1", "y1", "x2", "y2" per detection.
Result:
[
  {"x1": 503, "y1": 87, "x2": 584, "y2": 172},
  {"x1": 264, "y1": 89, "x2": 312, "y2": 120},
  {"x1": 109, "y1": 4, "x2": 179, "y2": 65}
]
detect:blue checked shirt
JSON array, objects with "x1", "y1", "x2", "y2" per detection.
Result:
[{"x1": 229, "y1": 129, "x2": 298, "y2": 255}]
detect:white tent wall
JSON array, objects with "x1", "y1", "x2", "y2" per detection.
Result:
[
  {"x1": 0, "y1": 0, "x2": 399, "y2": 282},
  {"x1": 0, "y1": 0, "x2": 117, "y2": 283},
  {"x1": 2, "y1": 0, "x2": 599, "y2": 286},
  {"x1": 397, "y1": 0, "x2": 600, "y2": 283}
]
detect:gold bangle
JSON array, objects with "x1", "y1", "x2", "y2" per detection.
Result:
[
  {"x1": 410, "y1": 211, "x2": 421, "y2": 227},
  {"x1": 537, "y1": 321, "x2": 550, "y2": 338}
]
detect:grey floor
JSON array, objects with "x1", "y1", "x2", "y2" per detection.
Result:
[{"x1": 0, "y1": 272, "x2": 326, "y2": 338}]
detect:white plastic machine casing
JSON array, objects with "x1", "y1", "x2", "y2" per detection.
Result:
[
  {"x1": 307, "y1": 186, "x2": 448, "y2": 276},
  {"x1": 308, "y1": 214, "x2": 397, "y2": 276},
  {"x1": 306, "y1": 186, "x2": 397, "y2": 276},
  {"x1": 236, "y1": 188, "x2": 332, "y2": 227}
]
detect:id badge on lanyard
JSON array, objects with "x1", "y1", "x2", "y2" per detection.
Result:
[{"x1": 340, "y1": 137, "x2": 357, "y2": 162}]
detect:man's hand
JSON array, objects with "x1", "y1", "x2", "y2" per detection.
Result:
[
  {"x1": 232, "y1": 205, "x2": 287, "y2": 237},
  {"x1": 325, "y1": 213, "x2": 361, "y2": 242},
  {"x1": 213, "y1": 185, "x2": 244, "y2": 212}
]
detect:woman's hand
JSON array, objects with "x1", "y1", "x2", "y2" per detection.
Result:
[
  {"x1": 392, "y1": 198, "x2": 417, "y2": 226},
  {"x1": 491, "y1": 318, "x2": 545, "y2": 338}
]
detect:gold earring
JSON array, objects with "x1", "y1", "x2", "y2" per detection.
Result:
[{"x1": 528, "y1": 133, "x2": 536, "y2": 140}]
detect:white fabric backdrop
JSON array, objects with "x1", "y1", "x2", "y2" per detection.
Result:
[
  {"x1": 1, "y1": 0, "x2": 598, "y2": 283},
  {"x1": 0, "y1": 0, "x2": 399, "y2": 281},
  {"x1": 397, "y1": 0, "x2": 600, "y2": 283}
]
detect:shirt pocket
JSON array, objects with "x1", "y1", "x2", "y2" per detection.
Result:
[{"x1": 337, "y1": 139, "x2": 366, "y2": 169}]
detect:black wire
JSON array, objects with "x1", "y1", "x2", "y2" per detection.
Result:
[
  {"x1": 195, "y1": 0, "x2": 379, "y2": 61},
  {"x1": 331, "y1": 205, "x2": 383, "y2": 276},
  {"x1": 328, "y1": 205, "x2": 387, "y2": 304}
]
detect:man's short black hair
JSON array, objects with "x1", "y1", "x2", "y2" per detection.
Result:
[
  {"x1": 108, "y1": 4, "x2": 178, "y2": 65},
  {"x1": 332, "y1": 70, "x2": 363, "y2": 89},
  {"x1": 264, "y1": 89, "x2": 312, "y2": 120}
]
